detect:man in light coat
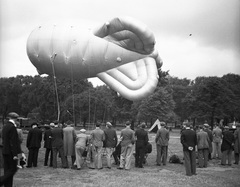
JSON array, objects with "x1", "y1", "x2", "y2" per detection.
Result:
[
  {"x1": 155, "y1": 123, "x2": 169, "y2": 166},
  {"x1": 212, "y1": 123, "x2": 222, "y2": 159},
  {"x1": 90, "y1": 122, "x2": 105, "y2": 169},
  {"x1": 197, "y1": 125, "x2": 209, "y2": 168},
  {"x1": 118, "y1": 121, "x2": 135, "y2": 170},
  {"x1": 63, "y1": 122, "x2": 76, "y2": 168}
]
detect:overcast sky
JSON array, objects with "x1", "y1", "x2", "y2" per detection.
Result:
[{"x1": 0, "y1": 0, "x2": 239, "y2": 86}]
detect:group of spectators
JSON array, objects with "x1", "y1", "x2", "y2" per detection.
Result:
[
  {"x1": 180, "y1": 122, "x2": 240, "y2": 176},
  {"x1": 1, "y1": 111, "x2": 240, "y2": 186}
]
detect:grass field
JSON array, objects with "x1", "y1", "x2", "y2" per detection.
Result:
[{"x1": 1, "y1": 128, "x2": 240, "y2": 187}]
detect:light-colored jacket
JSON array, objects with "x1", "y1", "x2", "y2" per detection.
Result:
[
  {"x1": 75, "y1": 133, "x2": 89, "y2": 148},
  {"x1": 63, "y1": 126, "x2": 76, "y2": 156},
  {"x1": 212, "y1": 127, "x2": 222, "y2": 143},
  {"x1": 155, "y1": 127, "x2": 169, "y2": 146},
  {"x1": 197, "y1": 130, "x2": 209, "y2": 149},
  {"x1": 91, "y1": 128, "x2": 105, "y2": 147},
  {"x1": 120, "y1": 126, "x2": 135, "y2": 147}
]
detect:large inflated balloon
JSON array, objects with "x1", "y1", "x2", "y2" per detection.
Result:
[{"x1": 27, "y1": 17, "x2": 162, "y2": 101}]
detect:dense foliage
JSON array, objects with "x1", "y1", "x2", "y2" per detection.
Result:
[{"x1": 0, "y1": 73, "x2": 239, "y2": 128}]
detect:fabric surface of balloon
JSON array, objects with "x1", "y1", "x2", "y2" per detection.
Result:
[{"x1": 26, "y1": 17, "x2": 162, "y2": 101}]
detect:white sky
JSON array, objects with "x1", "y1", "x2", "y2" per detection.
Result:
[{"x1": 0, "y1": 0, "x2": 239, "y2": 86}]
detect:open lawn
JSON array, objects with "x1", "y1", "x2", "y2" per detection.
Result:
[{"x1": 1, "y1": 129, "x2": 240, "y2": 187}]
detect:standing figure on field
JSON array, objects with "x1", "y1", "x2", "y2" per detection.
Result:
[
  {"x1": 90, "y1": 122, "x2": 105, "y2": 169},
  {"x1": 51, "y1": 122, "x2": 67, "y2": 168},
  {"x1": 212, "y1": 123, "x2": 222, "y2": 159},
  {"x1": 155, "y1": 123, "x2": 169, "y2": 166},
  {"x1": 43, "y1": 124, "x2": 53, "y2": 167},
  {"x1": 135, "y1": 123, "x2": 149, "y2": 168},
  {"x1": 63, "y1": 122, "x2": 76, "y2": 168},
  {"x1": 203, "y1": 123, "x2": 213, "y2": 160},
  {"x1": 26, "y1": 123, "x2": 42, "y2": 168},
  {"x1": 197, "y1": 125, "x2": 209, "y2": 168},
  {"x1": 75, "y1": 129, "x2": 89, "y2": 170},
  {"x1": 234, "y1": 123, "x2": 240, "y2": 164},
  {"x1": 118, "y1": 121, "x2": 135, "y2": 170},
  {"x1": 0, "y1": 112, "x2": 22, "y2": 187},
  {"x1": 221, "y1": 126, "x2": 234, "y2": 166},
  {"x1": 180, "y1": 123, "x2": 197, "y2": 176},
  {"x1": 104, "y1": 122, "x2": 118, "y2": 169}
]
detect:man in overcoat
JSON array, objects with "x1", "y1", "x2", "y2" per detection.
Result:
[
  {"x1": 26, "y1": 122, "x2": 42, "y2": 168},
  {"x1": 63, "y1": 122, "x2": 76, "y2": 168},
  {"x1": 0, "y1": 112, "x2": 22, "y2": 187}
]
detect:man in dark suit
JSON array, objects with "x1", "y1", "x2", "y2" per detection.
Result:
[
  {"x1": 26, "y1": 122, "x2": 42, "y2": 168},
  {"x1": 0, "y1": 112, "x2": 22, "y2": 187},
  {"x1": 43, "y1": 124, "x2": 53, "y2": 167},
  {"x1": 135, "y1": 123, "x2": 149, "y2": 168},
  {"x1": 180, "y1": 123, "x2": 197, "y2": 176},
  {"x1": 51, "y1": 122, "x2": 67, "y2": 168}
]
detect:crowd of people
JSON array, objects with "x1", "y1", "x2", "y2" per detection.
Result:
[
  {"x1": 0, "y1": 112, "x2": 240, "y2": 186},
  {"x1": 180, "y1": 122, "x2": 240, "y2": 176}
]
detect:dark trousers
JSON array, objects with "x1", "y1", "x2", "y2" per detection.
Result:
[
  {"x1": 52, "y1": 146, "x2": 67, "y2": 168},
  {"x1": 183, "y1": 150, "x2": 196, "y2": 176},
  {"x1": 27, "y1": 148, "x2": 39, "y2": 167},
  {"x1": 44, "y1": 148, "x2": 53, "y2": 166},
  {"x1": 112, "y1": 144, "x2": 121, "y2": 165},
  {"x1": 198, "y1": 148, "x2": 209, "y2": 167},
  {"x1": 135, "y1": 144, "x2": 145, "y2": 167},
  {"x1": 156, "y1": 145, "x2": 168, "y2": 165},
  {"x1": 0, "y1": 154, "x2": 18, "y2": 187},
  {"x1": 234, "y1": 153, "x2": 239, "y2": 164}
]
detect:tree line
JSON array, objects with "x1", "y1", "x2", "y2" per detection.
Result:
[{"x1": 0, "y1": 72, "x2": 239, "y2": 129}]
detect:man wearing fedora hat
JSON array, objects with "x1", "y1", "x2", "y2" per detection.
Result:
[
  {"x1": 0, "y1": 112, "x2": 22, "y2": 187},
  {"x1": 26, "y1": 122, "x2": 42, "y2": 168}
]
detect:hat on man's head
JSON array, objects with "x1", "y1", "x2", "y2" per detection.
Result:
[
  {"x1": 204, "y1": 123, "x2": 209, "y2": 127},
  {"x1": 126, "y1": 121, "x2": 131, "y2": 126},
  {"x1": 80, "y1": 129, "x2": 86, "y2": 133},
  {"x1": 50, "y1": 123, "x2": 55, "y2": 127},
  {"x1": 224, "y1": 126, "x2": 229, "y2": 129},
  {"x1": 31, "y1": 122, "x2": 38, "y2": 128},
  {"x1": 7, "y1": 112, "x2": 19, "y2": 119},
  {"x1": 106, "y1": 122, "x2": 112, "y2": 127},
  {"x1": 141, "y1": 123, "x2": 146, "y2": 129}
]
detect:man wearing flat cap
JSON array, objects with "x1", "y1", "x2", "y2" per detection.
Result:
[{"x1": 0, "y1": 112, "x2": 22, "y2": 187}]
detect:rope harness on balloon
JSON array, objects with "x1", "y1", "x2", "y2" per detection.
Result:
[{"x1": 27, "y1": 17, "x2": 163, "y2": 103}]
